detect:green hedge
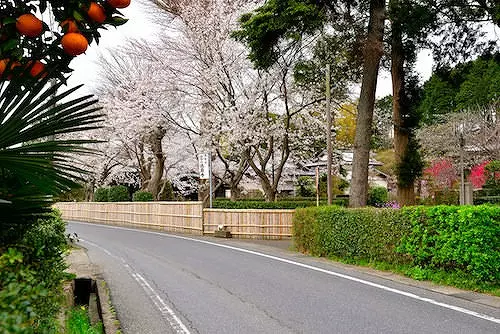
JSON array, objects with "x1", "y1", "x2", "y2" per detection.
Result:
[
  {"x1": 293, "y1": 205, "x2": 500, "y2": 284},
  {"x1": 108, "y1": 185, "x2": 129, "y2": 202},
  {"x1": 293, "y1": 206, "x2": 410, "y2": 263},
  {"x1": 212, "y1": 198, "x2": 348, "y2": 209},
  {"x1": 0, "y1": 210, "x2": 69, "y2": 333},
  {"x1": 398, "y1": 205, "x2": 500, "y2": 282},
  {"x1": 132, "y1": 191, "x2": 154, "y2": 202}
]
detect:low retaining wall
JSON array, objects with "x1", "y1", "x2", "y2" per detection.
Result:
[{"x1": 55, "y1": 202, "x2": 294, "y2": 240}]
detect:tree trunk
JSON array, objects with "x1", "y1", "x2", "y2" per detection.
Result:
[
  {"x1": 146, "y1": 127, "x2": 166, "y2": 200},
  {"x1": 230, "y1": 184, "x2": 241, "y2": 201},
  {"x1": 391, "y1": 7, "x2": 415, "y2": 206},
  {"x1": 349, "y1": 0, "x2": 386, "y2": 208},
  {"x1": 261, "y1": 179, "x2": 277, "y2": 202}
]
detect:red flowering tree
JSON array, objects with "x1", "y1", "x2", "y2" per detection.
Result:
[
  {"x1": 469, "y1": 161, "x2": 490, "y2": 188},
  {"x1": 423, "y1": 159, "x2": 458, "y2": 190}
]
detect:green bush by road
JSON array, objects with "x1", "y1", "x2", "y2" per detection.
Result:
[
  {"x1": 293, "y1": 205, "x2": 500, "y2": 290},
  {"x1": 0, "y1": 210, "x2": 69, "y2": 333}
]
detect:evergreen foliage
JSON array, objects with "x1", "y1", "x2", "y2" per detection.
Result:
[
  {"x1": 293, "y1": 205, "x2": 500, "y2": 284},
  {"x1": 107, "y1": 185, "x2": 129, "y2": 202},
  {"x1": 132, "y1": 191, "x2": 154, "y2": 202}
]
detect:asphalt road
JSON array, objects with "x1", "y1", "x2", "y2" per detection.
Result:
[{"x1": 67, "y1": 221, "x2": 500, "y2": 334}]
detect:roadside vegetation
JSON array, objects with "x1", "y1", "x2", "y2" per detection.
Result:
[
  {"x1": 0, "y1": 0, "x2": 129, "y2": 332},
  {"x1": 0, "y1": 211, "x2": 70, "y2": 333},
  {"x1": 293, "y1": 205, "x2": 500, "y2": 295},
  {"x1": 66, "y1": 307, "x2": 103, "y2": 334}
]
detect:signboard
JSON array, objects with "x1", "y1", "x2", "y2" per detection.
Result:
[{"x1": 198, "y1": 153, "x2": 210, "y2": 180}]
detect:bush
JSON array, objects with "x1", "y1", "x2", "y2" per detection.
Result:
[
  {"x1": 94, "y1": 188, "x2": 108, "y2": 202},
  {"x1": 398, "y1": 205, "x2": 500, "y2": 283},
  {"x1": 293, "y1": 205, "x2": 500, "y2": 284},
  {"x1": 107, "y1": 185, "x2": 129, "y2": 202},
  {"x1": 293, "y1": 206, "x2": 410, "y2": 263},
  {"x1": 0, "y1": 210, "x2": 69, "y2": 333},
  {"x1": 367, "y1": 186, "x2": 388, "y2": 206},
  {"x1": 133, "y1": 191, "x2": 154, "y2": 202}
]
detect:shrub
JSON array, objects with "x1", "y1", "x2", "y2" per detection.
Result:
[
  {"x1": 133, "y1": 191, "x2": 154, "y2": 202},
  {"x1": 107, "y1": 185, "x2": 129, "y2": 202},
  {"x1": 0, "y1": 210, "x2": 68, "y2": 333},
  {"x1": 367, "y1": 186, "x2": 388, "y2": 206},
  {"x1": 94, "y1": 188, "x2": 108, "y2": 202},
  {"x1": 398, "y1": 205, "x2": 500, "y2": 283},
  {"x1": 293, "y1": 206, "x2": 410, "y2": 263}
]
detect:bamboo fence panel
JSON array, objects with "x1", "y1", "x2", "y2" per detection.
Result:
[
  {"x1": 203, "y1": 209, "x2": 294, "y2": 240},
  {"x1": 54, "y1": 202, "x2": 203, "y2": 235},
  {"x1": 54, "y1": 203, "x2": 295, "y2": 239}
]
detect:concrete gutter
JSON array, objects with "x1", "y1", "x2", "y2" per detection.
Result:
[{"x1": 66, "y1": 246, "x2": 121, "y2": 334}]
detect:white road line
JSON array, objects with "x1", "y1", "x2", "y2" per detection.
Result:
[
  {"x1": 133, "y1": 273, "x2": 191, "y2": 334},
  {"x1": 79, "y1": 238, "x2": 191, "y2": 334},
  {"x1": 72, "y1": 221, "x2": 500, "y2": 325}
]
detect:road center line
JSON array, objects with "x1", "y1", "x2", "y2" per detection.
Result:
[
  {"x1": 72, "y1": 221, "x2": 500, "y2": 325},
  {"x1": 79, "y1": 238, "x2": 191, "y2": 334}
]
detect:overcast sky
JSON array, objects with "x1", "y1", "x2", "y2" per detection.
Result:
[{"x1": 68, "y1": 1, "x2": 497, "y2": 100}]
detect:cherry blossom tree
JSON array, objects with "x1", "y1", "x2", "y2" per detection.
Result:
[
  {"x1": 145, "y1": 0, "x2": 326, "y2": 201},
  {"x1": 89, "y1": 49, "x2": 197, "y2": 199}
]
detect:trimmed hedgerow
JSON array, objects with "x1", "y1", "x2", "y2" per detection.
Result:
[
  {"x1": 293, "y1": 206, "x2": 410, "y2": 263},
  {"x1": 212, "y1": 198, "x2": 348, "y2": 209},
  {"x1": 398, "y1": 205, "x2": 500, "y2": 283},
  {"x1": 132, "y1": 191, "x2": 154, "y2": 202},
  {"x1": 293, "y1": 205, "x2": 500, "y2": 284}
]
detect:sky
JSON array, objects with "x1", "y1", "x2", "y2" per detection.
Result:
[{"x1": 68, "y1": 1, "x2": 496, "y2": 100}]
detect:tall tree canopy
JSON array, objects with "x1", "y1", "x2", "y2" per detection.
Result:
[
  {"x1": 419, "y1": 52, "x2": 500, "y2": 124},
  {"x1": 233, "y1": 0, "x2": 385, "y2": 207}
]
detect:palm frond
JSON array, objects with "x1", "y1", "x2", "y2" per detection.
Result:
[{"x1": 0, "y1": 73, "x2": 104, "y2": 230}]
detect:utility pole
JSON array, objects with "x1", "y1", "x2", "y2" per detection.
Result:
[
  {"x1": 326, "y1": 64, "x2": 333, "y2": 205},
  {"x1": 459, "y1": 130, "x2": 465, "y2": 205}
]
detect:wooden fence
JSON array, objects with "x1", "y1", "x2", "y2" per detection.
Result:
[
  {"x1": 55, "y1": 202, "x2": 294, "y2": 239},
  {"x1": 54, "y1": 202, "x2": 204, "y2": 235},
  {"x1": 204, "y1": 209, "x2": 294, "y2": 239}
]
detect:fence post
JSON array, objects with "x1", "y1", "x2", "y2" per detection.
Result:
[{"x1": 201, "y1": 203, "x2": 205, "y2": 235}]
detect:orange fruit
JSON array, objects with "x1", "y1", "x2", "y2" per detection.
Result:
[
  {"x1": 16, "y1": 14, "x2": 43, "y2": 37},
  {"x1": 61, "y1": 33, "x2": 89, "y2": 56},
  {"x1": 27, "y1": 60, "x2": 46, "y2": 78},
  {"x1": 107, "y1": 0, "x2": 131, "y2": 8},
  {"x1": 0, "y1": 59, "x2": 7, "y2": 77},
  {"x1": 60, "y1": 19, "x2": 79, "y2": 33},
  {"x1": 87, "y1": 2, "x2": 106, "y2": 23}
]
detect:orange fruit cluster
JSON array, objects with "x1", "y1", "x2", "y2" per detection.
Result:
[{"x1": 2, "y1": 1, "x2": 132, "y2": 80}]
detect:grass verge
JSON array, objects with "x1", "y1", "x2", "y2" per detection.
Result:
[{"x1": 66, "y1": 306, "x2": 103, "y2": 334}]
